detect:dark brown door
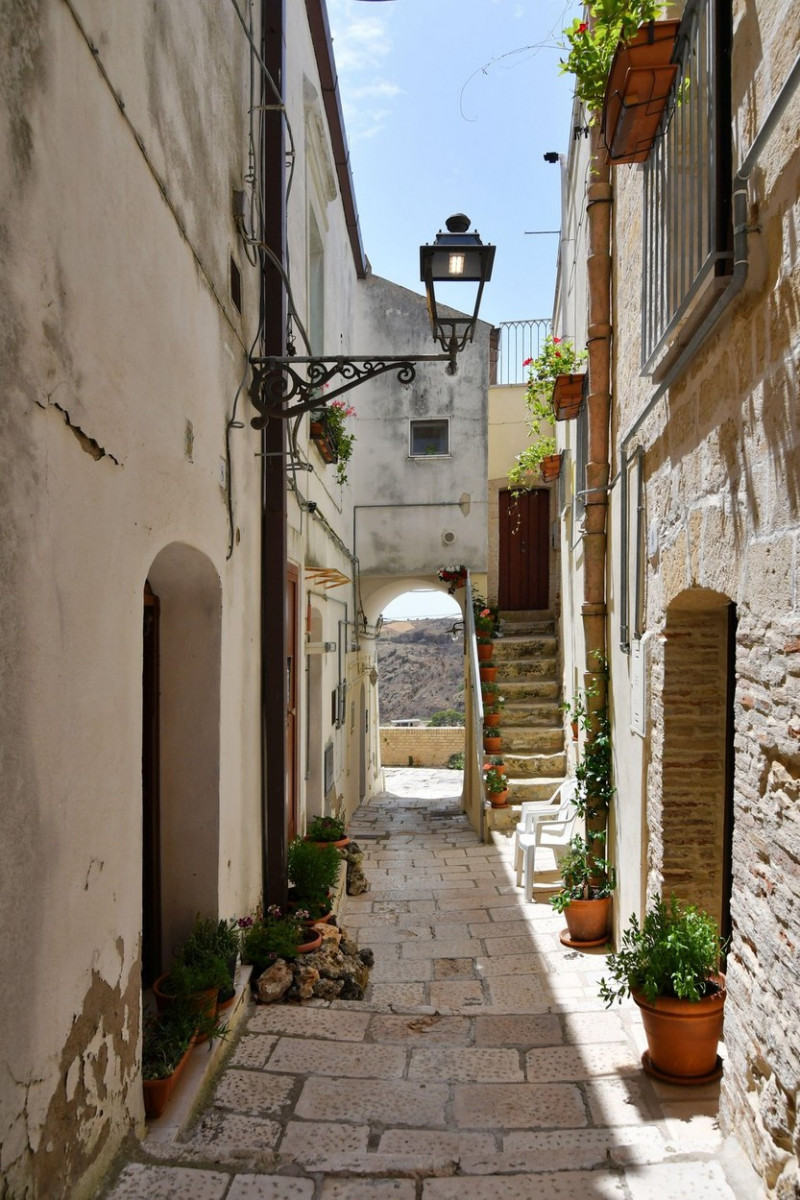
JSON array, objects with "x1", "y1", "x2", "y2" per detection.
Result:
[
  {"x1": 142, "y1": 581, "x2": 162, "y2": 985},
  {"x1": 499, "y1": 489, "x2": 550, "y2": 610},
  {"x1": 287, "y1": 567, "x2": 299, "y2": 843}
]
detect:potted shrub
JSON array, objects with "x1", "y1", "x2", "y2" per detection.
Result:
[
  {"x1": 174, "y1": 915, "x2": 240, "y2": 1009},
  {"x1": 484, "y1": 767, "x2": 509, "y2": 808},
  {"x1": 305, "y1": 814, "x2": 349, "y2": 848},
  {"x1": 599, "y1": 894, "x2": 727, "y2": 1083},
  {"x1": 287, "y1": 836, "x2": 342, "y2": 920},
  {"x1": 483, "y1": 694, "x2": 504, "y2": 727},
  {"x1": 479, "y1": 660, "x2": 498, "y2": 683},
  {"x1": 550, "y1": 834, "x2": 616, "y2": 946},
  {"x1": 142, "y1": 1002, "x2": 225, "y2": 1118}
]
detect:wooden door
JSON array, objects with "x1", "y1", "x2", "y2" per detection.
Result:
[
  {"x1": 286, "y1": 567, "x2": 299, "y2": 843},
  {"x1": 142, "y1": 582, "x2": 162, "y2": 985},
  {"x1": 499, "y1": 489, "x2": 550, "y2": 610}
]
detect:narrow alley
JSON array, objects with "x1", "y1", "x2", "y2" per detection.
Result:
[{"x1": 101, "y1": 770, "x2": 760, "y2": 1200}]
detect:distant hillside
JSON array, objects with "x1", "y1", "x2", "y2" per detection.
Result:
[{"x1": 377, "y1": 618, "x2": 465, "y2": 724}]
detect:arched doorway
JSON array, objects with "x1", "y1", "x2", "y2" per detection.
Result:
[
  {"x1": 142, "y1": 544, "x2": 222, "y2": 977},
  {"x1": 659, "y1": 590, "x2": 736, "y2": 945}
]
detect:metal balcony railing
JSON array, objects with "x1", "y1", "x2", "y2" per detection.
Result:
[
  {"x1": 491, "y1": 319, "x2": 551, "y2": 386},
  {"x1": 641, "y1": 0, "x2": 733, "y2": 374}
]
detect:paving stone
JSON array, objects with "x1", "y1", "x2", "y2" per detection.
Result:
[
  {"x1": 370, "y1": 956, "x2": 432, "y2": 983},
  {"x1": 230, "y1": 1035, "x2": 278, "y2": 1069},
  {"x1": 379, "y1": 1129, "x2": 496, "y2": 1156},
  {"x1": 213, "y1": 1070, "x2": 296, "y2": 1116},
  {"x1": 453, "y1": 1082, "x2": 587, "y2": 1129},
  {"x1": 422, "y1": 1170, "x2": 627, "y2": 1197},
  {"x1": 368, "y1": 1013, "x2": 473, "y2": 1045},
  {"x1": 474, "y1": 1013, "x2": 562, "y2": 1047},
  {"x1": 104, "y1": 1164, "x2": 231, "y2": 1199},
  {"x1": 525, "y1": 1043, "x2": 640, "y2": 1082},
  {"x1": 266, "y1": 1037, "x2": 407, "y2": 1078},
  {"x1": 186, "y1": 1110, "x2": 282, "y2": 1151},
  {"x1": 501, "y1": 1125, "x2": 669, "y2": 1168},
  {"x1": 295, "y1": 1077, "x2": 449, "y2": 1126},
  {"x1": 428, "y1": 980, "x2": 485, "y2": 1009},
  {"x1": 485, "y1": 975, "x2": 548, "y2": 1009},
  {"x1": 624, "y1": 1161, "x2": 739, "y2": 1198},
  {"x1": 318, "y1": 1180, "x2": 417, "y2": 1199},
  {"x1": 585, "y1": 1077, "x2": 661, "y2": 1126},
  {"x1": 401, "y1": 937, "x2": 485, "y2": 960},
  {"x1": 433, "y1": 957, "x2": 476, "y2": 979},
  {"x1": 661, "y1": 1102, "x2": 725, "y2": 1149},
  {"x1": 561, "y1": 1010, "x2": 628, "y2": 1042},
  {"x1": 367, "y1": 981, "x2": 427, "y2": 1007},
  {"x1": 279, "y1": 1119, "x2": 370, "y2": 1157},
  {"x1": 247, "y1": 1008, "x2": 370, "y2": 1041},
  {"x1": 226, "y1": 1176, "x2": 315, "y2": 1199},
  {"x1": 474, "y1": 953, "x2": 550, "y2": 976},
  {"x1": 409, "y1": 1046, "x2": 523, "y2": 1082}
]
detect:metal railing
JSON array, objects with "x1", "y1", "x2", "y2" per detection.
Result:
[
  {"x1": 491, "y1": 319, "x2": 551, "y2": 386},
  {"x1": 641, "y1": 0, "x2": 733, "y2": 373}
]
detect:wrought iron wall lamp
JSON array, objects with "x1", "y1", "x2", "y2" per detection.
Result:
[{"x1": 248, "y1": 214, "x2": 495, "y2": 428}]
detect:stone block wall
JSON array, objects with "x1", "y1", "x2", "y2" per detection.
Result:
[{"x1": 379, "y1": 726, "x2": 464, "y2": 768}]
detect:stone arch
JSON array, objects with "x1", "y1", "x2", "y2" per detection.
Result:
[
  {"x1": 658, "y1": 587, "x2": 736, "y2": 940},
  {"x1": 143, "y1": 542, "x2": 222, "y2": 970}
]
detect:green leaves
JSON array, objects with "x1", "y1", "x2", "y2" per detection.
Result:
[
  {"x1": 559, "y1": 1, "x2": 666, "y2": 112},
  {"x1": 599, "y1": 894, "x2": 726, "y2": 1006}
]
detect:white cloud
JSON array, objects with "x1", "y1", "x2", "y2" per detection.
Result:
[{"x1": 327, "y1": 0, "x2": 399, "y2": 142}]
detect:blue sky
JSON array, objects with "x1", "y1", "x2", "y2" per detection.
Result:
[{"x1": 326, "y1": 0, "x2": 579, "y2": 328}]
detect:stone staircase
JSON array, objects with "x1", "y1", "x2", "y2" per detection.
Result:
[{"x1": 486, "y1": 610, "x2": 566, "y2": 832}]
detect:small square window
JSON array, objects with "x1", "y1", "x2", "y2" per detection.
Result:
[{"x1": 410, "y1": 419, "x2": 449, "y2": 457}]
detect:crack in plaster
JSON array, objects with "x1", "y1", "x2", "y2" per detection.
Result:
[{"x1": 36, "y1": 396, "x2": 122, "y2": 466}]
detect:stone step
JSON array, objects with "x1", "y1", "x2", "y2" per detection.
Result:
[
  {"x1": 499, "y1": 748, "x2": 566, "y2": 776},
  {"x1": 500, "y1": 679, "x2": 561, "y2": 702},
  {"x1": 492, "y1": 635, "x2": 558, "y2": 660},
  {"x1": 499, "y1": 728, "x2": 565, "y2": 755},
  {"x1": 504, "y1": 776, "x2": 567, "y2": 804},
  {"x1": 501, "y1": 701, "x2": 562, "y2": 727},
  {"x1": 495, "y1": 657, "x2": 558, "y2": 680}
]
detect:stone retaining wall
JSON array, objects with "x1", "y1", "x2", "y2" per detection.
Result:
[{"x1": 380, "y1": 726, "x2": 464, "y2": 768}]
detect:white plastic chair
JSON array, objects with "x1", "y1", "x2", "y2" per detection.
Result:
[{"x1": 514, "y1": 778, "x2": 578, "y2": 902}]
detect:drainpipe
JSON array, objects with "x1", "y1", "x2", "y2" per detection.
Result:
[
  {"x1": 582, "y1": 127, "x2": 613, "y2": 726},
  {"x1": 261, "y1": 0, "x2": 288, "y2": 906}
]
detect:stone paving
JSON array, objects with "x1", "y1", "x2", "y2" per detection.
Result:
[{"x1": 99, "y1": 769, "x2": 762, "y2": 1200}]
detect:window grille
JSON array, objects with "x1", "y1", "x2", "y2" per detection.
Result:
[{"x1": 641, "y1": 0, "x2": 732, "y2": 376}]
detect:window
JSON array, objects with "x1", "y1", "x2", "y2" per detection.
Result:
[
  {"x1": 641, "y1": 0, "x2": 732, "y2": 376},
  {"x1": 409, "y1": 419, "x2": 449, "y2": 457}
]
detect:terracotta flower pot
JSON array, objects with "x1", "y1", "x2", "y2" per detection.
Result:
[
  {"x1": 297, "y1": 928, "x2": 323, "y2": 954},
  {"x1": 552, "y1": 373, "x2": 585, "y2": 420},
  {"x1": 540, "y1": 453, "x2": 562, "y2": 482},
  {"x1": 633, "y1": 975, "x2": 726, "y2": 1083},
  {"x1": 601, "y1": 19, "x2": 681, "y2": 164},
  {"x1": 477, "y1": 643, "x2": 493, "y2": 662},
  {"x1": 559, "y1": 897, "x2": 612, "y2": 947},
  {"x1": 142, "y1": 1043, "x2": 193, "y2": 1119},
  {"x1": 484, "y1": 712, "x2": 501, "y2": 727},
  {"x1": 479, "y1": 666, "x2": 498, "y2": 683},
  {"x1": 304, "y1": 836, "x2": 350, "y2": 850},
  {"x1": 489, "y1": 788, "x2": 509, "y2": 808},
  {"x1": 483, "y1": 735, "x2": 502, "y2": 753}
]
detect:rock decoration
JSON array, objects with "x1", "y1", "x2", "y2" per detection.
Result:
[
  {"x1": 252, "y1": 922, "x2": 373, "y2": 1004},
  {"x1": 344, "y1": 841, "x2": 370, "y2": 895}
]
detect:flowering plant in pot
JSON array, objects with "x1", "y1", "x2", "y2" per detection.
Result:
[
  {"x1": 599, "y1": 894, "x2": 727, "y2": 1082},
  {"x1": 558, "y1": 0, "x2": 666, "y2": 114},
  {"x1": 238, "y1": 905, "x2": 320, "y2": 978},
  {"x1": 484, "y1": 767, "x2": 509, "y2": 807},
  {"x1": 437, "y1": 564, "x2": 468, "y2": 593},
  {"x1": 508, "y1": 337, "x2": 585, "y2": 492}
]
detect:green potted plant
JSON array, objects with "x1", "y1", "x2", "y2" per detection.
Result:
[
  {"x1": 142, "y1": 1002, "x2": 225, "y2": 1118},
  {"x1": 550, "y1": 833, "x2": 616, "y2": 945},
  {"x1": 287, "y1": 836, "x2": 342, "y2": 920},
  {"x1": 599, "y1": 894, "x2": 727, "y2": 1083},
  {"x1": 153, "y1": 915, "x2": 232, "y2": 1023},
  {"x1": 483, "y1": 725, "x2": 502, "y2": 753},
  {"x1": 306, "y1": 814, "x2": 349, "y2": 848},
  {"x1": 175, "y1": 915, "x2": 240, "y2": 1009},
  {"x1": 483, "y1": 694, "x2": 504, "y2": 727},
  {"x1": 484, "y1": 767, "x2": 509, "y2": 808},
  {"x1": 310, "y1": 399, "x2": 356, "y2": 485}
]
